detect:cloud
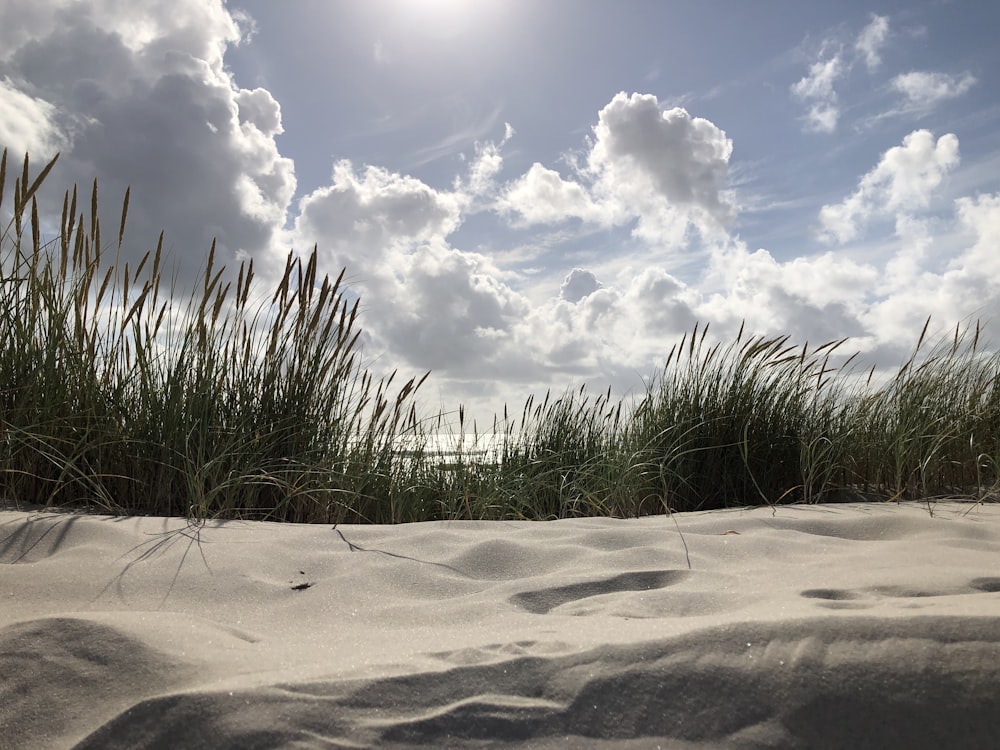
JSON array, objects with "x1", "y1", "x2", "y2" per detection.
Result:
[
  {"x1": 499, "y1": 92, "x2": 735, "y2": 250},
  {"x1": 791, "y1": 15, "x2": 892, "y2": 133},
  {"x1": 459, "y1": 123, "x2": 514, "y2": 202},
  {"x1": 293, "y1": 160, "x2": 462, "y2": 277},
  {"x1": 499, "y1": 163, "x2": 603, "y2": 225},
  {"x1": 232, "y1": 78, "x2": 1000, "y2": 428},
  {"x1": 862, "y1": 192, "x2": 1000, "y2": 346},
  {"x1": 790, "y1": 55, "x2": 843, "y2": 100},
  {"x1": 855, "y1": 14, "x2": 890, "y2": 71},
  {"x1": 790, "y1": 54, "x2": 844, "y2": 133},
  {"x1": 235, "y1": 88, "x2": 283, "y2": 136},
  {"x1": 289, "y1": 157, "x2": 534, "y2": 378},
  {"x1": 623, "y1": 266, "x2": 699, "y2": 335},
  {"x1": 560, "y1": 268, "x2": 602, "y2": 303},
  {"x1": 514, "y1": 236, "x2": 883, "y2": 392},
  {"x1": 891, "y1": 70, "x2": 977, "y2": 110},
  {"x1": 0, "y1": 76, "x2": 65, "y2": 156},
  {"x1": 953, "y1": 193, "x2": 1000, "y2": 280},
  {"x1": 0, "y1": 0, "x2": 293, "y2": 287},
  {"x1": 588, "y1": 92, "x2": 735, "y2": 232},
  {"x1": 284, "y1": 110, "x2": 739, "y2": 404},
  {"x1": 700, "y1": 243, "x2": 877, "y2": 344},
  {"x1": 515, "y1": 265, "x2": 703, "y2": 378},
  {"x1": 0, "y1": 0, "x2": 57, "y2": 53},
  {"x1": 861, "y1": 70, "x2": 977, "y2": 128},
  {"x1": 280, "y1": 90, "x2": 738, "y2": 403},
  {"x1": 883, "y1": 215, "x2": 934, "y2": 290},
  {"x1": 379, "y1": 242, "x2": 531, "y2": 373},
  {"x1": 819, "y1": 130, "x2": 959, "y2": 243}
]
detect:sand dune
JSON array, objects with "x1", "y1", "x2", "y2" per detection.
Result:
[{"x1": 3, "y1": 501, "x2": 1000, "y2": 748}]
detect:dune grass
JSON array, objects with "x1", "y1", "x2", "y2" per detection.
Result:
[{"x1": 2, "y1": 150, "x2": 998, "y2": 523}]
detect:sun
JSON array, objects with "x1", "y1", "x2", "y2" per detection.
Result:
[
  {"x1": 398, "y1": 0, "x2": 468, "y2": 11},
  {"x1": 388, "y1": 0, "x2": 495, "y2": 40},
  {"x1": 394, "y1": 0, "x2": 473, "y2": 19},
  {"x1": 377, "y1": 0, "x2": 514, "y2": 47}
]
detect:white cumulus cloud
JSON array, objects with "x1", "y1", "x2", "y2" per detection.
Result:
[
  {"x1": 819, "y1": 130, "x2": 959, "y2": 243},
  {"x1": 589, "y1": 92, "x2": 735, "y2": 231},
  {"x1": 499, "y1": 163, "x2": 604, "y2": 225},
  {"x1": 0, "y1": 0, "x2": 293, "y2": 286},
  {"x1": 289, "y1": 157, "x2": 537, "y2": 380},
  {"x1": 235, "y1": 88, "x2": 283, "y2": 136},
  {"x1": 293, "y1": 160, "x2": 462, "y2": 278},
  {"x1": 560, "y1": 268, "x2": 602, "y2": 303},
  {"x1": 0, "y1": 76, "x2": 65, "y2": 156},
  {"x1": 499, "y1": 92, "x2": 734, "y2": 252}
]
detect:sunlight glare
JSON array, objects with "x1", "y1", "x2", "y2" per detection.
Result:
[{"x1": 390, "y1": 0, "x2": 506, "y2": 40}]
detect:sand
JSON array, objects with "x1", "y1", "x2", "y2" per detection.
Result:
[{"x1": 2, "y1": 500, "x2": 1000, "y2": 748}]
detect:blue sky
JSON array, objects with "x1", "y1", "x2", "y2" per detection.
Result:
[{"x1": 2, "y1": 0, "x2": 999, "y2": 426}]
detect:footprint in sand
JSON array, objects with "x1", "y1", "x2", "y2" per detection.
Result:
[
  {"x1": 802, "y1": 577, "x2": 1000, "y2": 610},
  {"x1": 510, "y1": 570, "x2": 688, "y2": 615}
]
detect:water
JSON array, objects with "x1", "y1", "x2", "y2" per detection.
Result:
[{"x1": 393, "y1": 433, "x2": 504, "y2": 465}]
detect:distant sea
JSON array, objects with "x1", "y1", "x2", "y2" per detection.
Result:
[{"x1": 393, "y1": 433, "x2": 503, "y2": 463}]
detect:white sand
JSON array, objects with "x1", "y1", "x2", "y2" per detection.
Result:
[{"x1": 2, "y1": 501, "x2": 1000, "y2": 748}]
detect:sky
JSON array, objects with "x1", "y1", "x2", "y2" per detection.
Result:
[{"x1": 2, "y1": 0, "x2": 1000, "y2": 428}]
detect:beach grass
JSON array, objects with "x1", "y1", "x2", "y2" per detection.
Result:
[{"x1": 2, "y1": 150, "x2": 998, "y2": 523}]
